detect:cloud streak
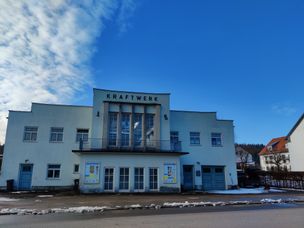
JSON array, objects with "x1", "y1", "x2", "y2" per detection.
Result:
[{"x1": 0, "y1": 0, "x2": 136, "y2": 143}]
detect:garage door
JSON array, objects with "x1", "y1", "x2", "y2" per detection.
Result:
[{"x1": 202, "y1": 166, "x2": 225, "y2": 190}]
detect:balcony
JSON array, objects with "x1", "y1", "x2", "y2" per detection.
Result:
[{"x1": 77, "y1": 138, "x2": 183, "y2": 152}]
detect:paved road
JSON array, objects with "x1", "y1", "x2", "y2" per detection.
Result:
[{"x1": 1, "y1": 203, "x2": 304, "y2": 228}]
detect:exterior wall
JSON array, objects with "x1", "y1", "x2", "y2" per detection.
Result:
[
  {"x1": 0, "y1": 103, "x2": 92, "y2": 189},
  {"x1": 170, "y1": 111, "x2": 238, "y2": 189},
  {"x1": 288, "y1": 119, "x2": 304, "y2": 171},
  {"x1": 92, "y1": 89, "x2": 171, "y2": 149},
  {"x1": 79, "y1": 154, "x2": 180, "y2": 193}
]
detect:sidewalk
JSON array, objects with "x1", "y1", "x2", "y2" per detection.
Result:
[{"x1": 1, "y1": 189, "x2": 304, "y2": 215}]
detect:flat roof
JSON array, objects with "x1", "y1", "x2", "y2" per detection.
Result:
[{"x1": 93, "y1": 88, "x2": 170, "y2": 95}]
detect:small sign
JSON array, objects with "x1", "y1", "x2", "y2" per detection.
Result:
[
  {"x1": 163, "y1": 163, "x2": 177, "y2": 184},
  {"x1": 84, "y1": 162, "x2": 100, "y2": 184}
]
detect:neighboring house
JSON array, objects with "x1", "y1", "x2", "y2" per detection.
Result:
[
  {"x1": 235, "y1": 144, "x2": 264, "y2": 170},
  {"x1": 259, "y1": 137, "x2": 290, "y2": 171},
  {"x1": 287, "y1": 113, "x2": 304, "y2": 171},
  {"x1": 0, "y1": 88, "x2": 237, "y2": 192},
  {"x1": 235, "y1": 145, "x2": 254, "y2": 170}
]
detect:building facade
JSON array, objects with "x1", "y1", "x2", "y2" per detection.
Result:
[
  {"x1": 0, "y1": 89, "x2": 237, "y2": 192},
  {"x1": 259, "y1": 137, "x2": 290, "y2": 171},
  {"x1": 287, "y1": 113, "x2": 304, "y2": 171}
]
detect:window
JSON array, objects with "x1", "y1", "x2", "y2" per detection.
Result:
[
  {"x1": 119, "y1": 168, "x2": 129, "y2": 190},
  {"x1": 121, "y1": 113, "x2": 130, "y2": 146},
  {"x1": 134, "y1": 167, "x2": 144, "y2": 190},
  {"x1": 47, "y1": 164, "x2": 61, "y2": 179},
  {"x1": 133, "y1": 113, "x2": 142, "y2": 147},
  {"x1": 104, "y1": 168, "x2": 114, "y2": 191},
  {"x1": 109, "y1": 113, "x2": 118, "y2": 146},
  {"x1": 202, "y1": 167, "x2": 211, "y2": 173},
  {"x1": 50, "y1": 127, "x2": 64, "y2": 142},
  {"x1": 211, "y1": 133, "x2": 222, "y2": 146},
  {"x1": 170, "y1": 131, "x2": 180, "y2": 151},
  {"x1": 190, "y1": 132, "x2": 200, "y2": 145},
  {"x1": 215, "y1": 167, "x2": 223, "y2": 173},
  {"x1": 145, "y1": 114, "x2": 155, "y2": 144},
  {"x1": 74, "y1": 164, "x2": 79, "y2": 173},
  {"x1": 149, "y1": 168, "x2": 158, "y2": 190},
  {"x1": 76, "y1": 129, "x2": 89, "y2": 142},
  {"x1": 23, "y1": 126, "x2": 38, "y2": 141}
]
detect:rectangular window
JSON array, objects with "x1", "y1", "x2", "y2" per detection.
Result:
[
  {"x1": 74, "y1": 164, "x2": 79, "y2": 173},
  {"x1": 47, "y1": 164, "x2": 61, "y2": 179},
  {"x1": 50, "y1": 127, "x2": 64, "y2": 142},
  {"x1": 104, "y1": 168, "x2": 114, "y2": 191},
  {"x1": 145, "y1": 114, "x2": 155, "y2": 146},
  {"x1": 76, "y1": 129, "x2": 89, "y2": 142},
  {"x1": 119, "y1": 168, "x2": 129, "y2": 190},
  {"x1": 211, "y1": 133, "x2": 222, "y2": 146},
  {"x1": 109, "y1": 113, "x2": 118, "y2": 146},
  {"x1": 134, "y1": 167, "x2": 144, "y2": 190},
  {"x1": 121, "y1": 113, "x2": 130, "y2": 147},
  {"x1": 170, "y1": 131, "x2": 180, "y2": 150},
  {"x1": 133, "y1": 113, "x2": 142, "y2": 147},
  {"x1": 149, "y1": 168, "x2": 158, "y2": 190},
  {"x1": 190, "y1": 132, "x2": 200, "y2": 145},
  {"x1": 23, "y1": 126, "x2": 38, "y2": 142}
]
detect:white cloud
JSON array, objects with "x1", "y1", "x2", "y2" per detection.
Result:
[
  {"x1": 0, "y1": 0, "x2": 137, "y2": 143},
  {"x1": 272, "y1": 104, "x2": 297, "y2": 116}
]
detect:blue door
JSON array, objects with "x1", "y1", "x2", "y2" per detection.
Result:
[
  {"x1": 202, "y1": 166, "x2": 225, "y2": 190},
  {"x1": 19, "y1": 164, "x2": 33, "y2": 190},
  {"x1": 183, "y1": 165, "x2": 194, "y2": 190}
]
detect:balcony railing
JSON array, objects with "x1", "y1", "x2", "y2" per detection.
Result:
[{"x1": 78, "y1": 138, "x2": 183, "y2": 152}]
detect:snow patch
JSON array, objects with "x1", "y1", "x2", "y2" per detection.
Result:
[
  {"x1": 37, "y1": 195, "x2": 54, "y2": 198},
  {"x1": 208, "y1": 187, "x2": 285, "y2": 195},
  {"x1": 0, "y1": 197, "x2": 19, "y2": 202}
]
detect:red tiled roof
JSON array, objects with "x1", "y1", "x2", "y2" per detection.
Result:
[{"x1": 259, "y1": 136, "x2": 288, "y2": 156}]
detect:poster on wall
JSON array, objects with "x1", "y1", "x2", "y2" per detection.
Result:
[
  {"x1": 84, "y1": 162, "x2": 100, "y2": 184},
  {"x1": 163, "y1": 163, "x2": 177, "y2": 184}
]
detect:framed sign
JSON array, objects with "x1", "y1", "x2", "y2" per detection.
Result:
[
  {"x1": 84, "y1": 162, "x2": 100, "y2": 184},
  {"x1": 163, "y1": 163, "x2": 177, "y2": 184}
]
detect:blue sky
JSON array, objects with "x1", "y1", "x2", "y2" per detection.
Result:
[
  {"x1": 0, "y1": 0, "x2": 303, "y2": 144},
  {"x1": 84, "y1": 0, "x2": 304, "y2": 144}
]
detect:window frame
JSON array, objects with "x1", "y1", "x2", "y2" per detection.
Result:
[
  {"x1": 211, "y1": 132, "x2": 223, "y2": 147},
  {"x1": 189, "y1": 132, "x2": 200, "y2": 145},
  {"x1": 149, "y1": 167, "x2": 159, "y2": 191},
  {"x1": 76, "y1": 129, "x2": 89, "y2": 142},
  {"x1": 47, "y1": 164, "x2": 61, "y2": 179},
  {"x1": 134, "y1": 167, "x2": 145, "y2": 192},
  {"x1": 23, "y1": 126, "x2": 38, "y2": 142},
  {"x1": 104, "y1": 167, "x2": 115, "y2": 192},
  {"x1": 119, "y1": 167, "x2": 130, "y2": 191},
  {"x1": 49, "y1": 127, "x2": 64, "y2": 143},
  {"x1": 73, "y1": 164, "x2": 79, "y2": 174}
]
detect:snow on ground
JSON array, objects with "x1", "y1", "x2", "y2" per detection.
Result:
[
  {"x1": 0, "y1": 197, "x2": 19, "y2": 202},
  {"x1": 208, "y1": 187, "x2": 285, "y2": 194},
  {"x1": 37, "y1": 195, "x2": 54, "y2": 198},
  {"x1": 0, "y1": 198, "x2": 302, "y2": 216}
]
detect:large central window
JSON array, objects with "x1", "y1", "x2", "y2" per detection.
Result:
[
  {"x1": 133, "y1": 113, "x2": 142, "y2": 146},
  {"x1": 109, "y1": 113, "x2": 118, "y2": 146},
  {"x1": 145, "y1": 114, "x2": 155, "y2": 146},
  {"x1": 121, "y1": 113, "x2": 130, "y2": 146}
]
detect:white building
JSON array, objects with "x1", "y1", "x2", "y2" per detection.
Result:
[
  {"x1": 0, "y1": 89, "x2": 237, "y2": 192},
  {"x1": 259, "y1": 137, "x2": 290, "y2": 172},
  {"x1": 287, "y1": 113, "x2": 304, "y2": 171}
]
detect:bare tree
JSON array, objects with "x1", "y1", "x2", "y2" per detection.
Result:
[
  {"x1": 239, "y1": 150, "x2": 251, "y2": 171},
  {"x1": 268, "y1": 151, "x2": 286, "y2": 172}
]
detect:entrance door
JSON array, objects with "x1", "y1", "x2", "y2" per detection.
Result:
[
  {"x1": 19, "y1": 164, "x2": 33, "y2": 190},
  {"x1": 202, "y1": 166, "x2": 225, "y2": 190},
  {"x1": 183, "y1": 165, "x2": 194, "y2": 190}
]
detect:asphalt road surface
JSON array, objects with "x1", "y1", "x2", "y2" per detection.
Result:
[{"x1": 1, "y1": 203, "x2": 304, "y2": 227}]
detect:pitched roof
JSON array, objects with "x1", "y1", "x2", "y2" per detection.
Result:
[
  {"x1": 259, "y1": 136, "x2": 288, "y2": 156},
  {"x1": 287, "y1": 113, "x2": 304, "y2": 138}
]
